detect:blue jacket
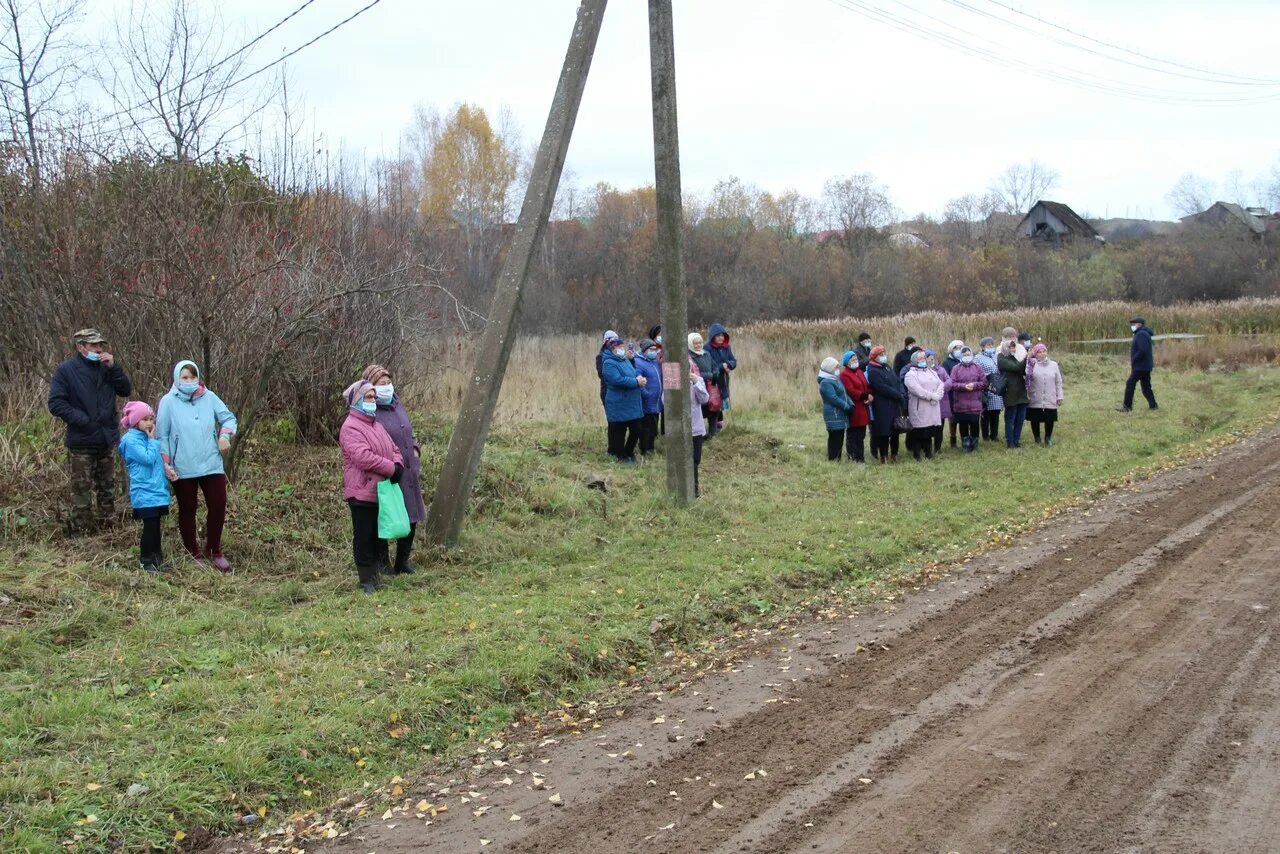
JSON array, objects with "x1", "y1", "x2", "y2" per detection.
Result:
[
  {"x1": 601, "y1": 350, "x2": 644, "y2": 422},
  {"x1": 1131, "y1": 325, "x2": 1154, "y2": 372},
  {"x1": 634, "y1": 354, "x2": 664, "y2": 414},
  {"x1": 155, "y1": 360, "x2": 238, "y2": 479},
  {"x1": 819, "y1": 373, "x2": 853, "y2": 430},
  {"x1": 118, "y1": 427, "x2": 171, "y2": 510},
  {"x1": 48, "y1": 354, "x2": 132, "y2": 448}
]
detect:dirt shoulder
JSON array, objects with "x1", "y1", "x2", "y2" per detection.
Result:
[{"x1": 225, "y1": 426, "x2": 1280, "y2": 853}]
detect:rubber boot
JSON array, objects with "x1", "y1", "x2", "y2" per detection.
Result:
[{"x1": 356, "y1": 564, "x2": 377, "y2": 594}]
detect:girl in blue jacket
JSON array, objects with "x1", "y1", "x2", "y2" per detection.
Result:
[
  {"x1": 156, "y1": 360, "x2": 238, "y2": 571},
  {"x1": 118, "y1": 401, "x2": 172, "y2": 572}
]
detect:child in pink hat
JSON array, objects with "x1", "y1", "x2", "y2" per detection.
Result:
[{"x1": 117, "y1": 401, "x2": 174, "y2": 572}]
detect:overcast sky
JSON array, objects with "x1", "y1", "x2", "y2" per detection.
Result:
[{"x1": 89, "y1": 0, "x2": 1280, "y2": 221}]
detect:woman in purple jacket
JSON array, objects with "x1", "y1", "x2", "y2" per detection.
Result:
[
  {"x1": 946, "y1": 346, "x2": 988, "y2": 452},
  {"x1": 363, "y1": 364, "x2": 425, "y2": 575},
  {"x1": 339, "y1": 379, "x2": 404, "y2": 594}
]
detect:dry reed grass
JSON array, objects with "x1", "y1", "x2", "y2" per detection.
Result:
[{"x1": 418, "y1": 300, "x2": 1280, "y2": 423}]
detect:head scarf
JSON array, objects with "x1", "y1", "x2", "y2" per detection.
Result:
[
  {"x1": 688, "y1": 332, "x2": 705, "y2": 354},
  {"x1": 362, "y1": 364, "x2": 391, "y2": 385},
  {"x1": 170, "y1": 360, "x2": 205, "y2": 401},
  {"x1": 819, "y1": 356, "x2": 840, "y2": 378},
  {"x1": 869, "y1": 345, "x2": 887, "y2": 363},
  {"x1": 947, "y1": 339, "x2": 965, "y2": 354},
  {"x1": 343, "y1": 379, "x2": 374, "y2": 409},
  {"x1": 120, "y1": 400, "x2": 153, "y2": 432},
  {"x1": 1025, "y1": 343, "x2": 1049, "y2": 387}
]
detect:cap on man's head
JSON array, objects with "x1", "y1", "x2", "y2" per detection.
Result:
[
  {"x1": 73, "y1": 328, "x2": 106, "y2": 345},
  {"x1": 1130, "y1": 317, "x2": 1145, "y2": 326},
  {"x1": 1017, "y1": 331, "x2": 1033, "y2": 342}
]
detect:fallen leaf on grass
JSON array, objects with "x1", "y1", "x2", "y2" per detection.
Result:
[
  {"x1": 84, "y1": 783, "x2": 102, "y2": 792},
  {"x1": 416, "y1": 799, "x2": 431, "y2": 812},
  {"x1": 548, "y1": 793, "x2": 562, "y2": 805}
]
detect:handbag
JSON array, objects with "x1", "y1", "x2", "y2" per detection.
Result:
[
  {"x1": 893, "y1": 414, "x2": 913, "y2": 433},
  {"x1": 705, "y1": 380, "x2": 723, "y2": 413},
  {"x1": 377, "y1": 479, "x2": 411, "y2": 540},
  {"x1": 989, "y1": 372, "x2": 1009, "y2": 397}
]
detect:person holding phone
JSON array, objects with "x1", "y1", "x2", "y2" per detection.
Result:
[{"x1": 997, "y1": 337, "x2": 1029, "y2": 448}]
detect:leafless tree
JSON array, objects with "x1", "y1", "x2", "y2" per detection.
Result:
[
  {"x1": 988, "y1": 160, "x2": 1059, "y2": 215},
  {"x1": 103, "y1": 0, "x2": 268, "y2": 161},
  {"x1": 822, "y1": 173, "x2": 894, "y2": 248},
  {"x1": 1166, "y1": 172, "x2": 1215, "y2": 218},
  {"x1": 0, "y1": 0, "x2": 84, "y2": 185}
]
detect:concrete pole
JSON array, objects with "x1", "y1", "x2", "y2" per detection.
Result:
[
  {"x1": 648, "y1": 0, "x2": 695, "y2": 504},
  {"x1": 424, "y1": 0, "x2": 608, "y2": 547}
]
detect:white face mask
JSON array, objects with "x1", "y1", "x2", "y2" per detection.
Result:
[
  {"x1": 1131, "y1": 325, "x2": 1140, "y2": 333},
  {"x1": 613, "y1": 347, "x2": 626, "y2": 358}
]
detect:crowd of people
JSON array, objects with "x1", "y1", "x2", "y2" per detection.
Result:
[
  {"x1": 47, "y1": 316, "x2": 1155, "y2": 592},
  {"x1": 819, "y1": 327, "x2": 1069, "y2": 462}
]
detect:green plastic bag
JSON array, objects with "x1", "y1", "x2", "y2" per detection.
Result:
[{"x1": 377, "y1": 479, "x2": 411, "y2": 540}]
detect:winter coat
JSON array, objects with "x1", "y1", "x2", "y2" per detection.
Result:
[
  {"x1": 892, "y1": 346, "x2": 919, "y2": 374},
  {"x1": 689, "y1": 347, "x2": 720, "y2": 387},
  {"x1": 904, "y1": 366, "x2": 944, "y2": 428},
  {"x1": 838, "y1": 366, "x2": 872, "y2": 428},
  {"x1": 942, "y1": 354, "x2": 961, "y2": 374},
  {"x1": 931, "y1": 365, "x2": 953, "y2": 420},
  {"x1": 691, "y1": 373, "x2": 709, "y2": 437},
  {"x1": 634, "y1": 354, "x2": 664, "y2": 415},
  {"x1": 975, "y1": 351, "x2": 1003, "y2": 411},
  {"x1": 48, "y1": 354, "x2": 133, "y2": 449},
  {"x1": 866, "y1": 362, "x2": 906, "y2": 438},
  {"x1": 1131, "y1": 325, "x2": 1154, "y2": 372},
  {"x1": 339, "y1": 410, "x2": 402, "y2": 503},
  {"x1": 595, "y1": 346, "x2": 610, "y2": 406},
  {"x1": 818, "y1": 372, "x2": 854, "y2": 430},
  {"x1": 373, "y1": 397, "x2": 426, "y2": 523},
  {"x1": 1026, "y1": 358, "x2": 1064, "y2": 410},
  {"x1": 947, "y1": 361, "x2": 988, "y2": 415},
  {"x1": 707, "y1": 323, "x2": 737, "y2": 404},
  {"x1": 601, "y1": 350, "x2": 644, "y2": 423},
  {"x1": 997, "y1": 351, "x2": 1030, "y2": 407},
  {"x1": 118, "y1": 427, "x2": 171, "y2": 510},
  {"x1": 155, "y1": 361, "x2": 237, "y2": 480}
]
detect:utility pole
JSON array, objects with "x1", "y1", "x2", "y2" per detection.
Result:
[
  {"x1": 424, "y1": 0, "x2": 608, "y2": 547},
  {"x1": 649, "y1": 0, "x2": 694, "y2": 504}
]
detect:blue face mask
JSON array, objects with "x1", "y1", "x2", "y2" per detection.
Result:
[
  {"x1": 914, "y1": 362, "x2": 928, "y2": 370},
  {"x1": 84, "y1": 351, "x2": 101, "y2": 362},
  {"x1": 357, "y1": 401, "x2": 377, "y2": 416},
  {"x1": 983, "y1": 348, "x2": 995, "y2": 356},
  {"x1": 376, "y1": 384, "x2": 394, "y2": 403},
  {"x1": 644, "y1": 349, "x2": 659, "y2": 360},
  {"x1": 178, "y1": 381, "x2": 199, "y2": 395},
  {"x1": 961, "y1": 355, "x2": 974, "y2": 364}
]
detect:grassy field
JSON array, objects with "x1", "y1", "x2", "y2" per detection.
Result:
[{"x1": 4, "y1": 339, "x2": 1280, "y2": 850}]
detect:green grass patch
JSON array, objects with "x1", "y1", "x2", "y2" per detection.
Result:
[{"x1": 3, "y1": 356, "x2": 1280, "y2": 851}]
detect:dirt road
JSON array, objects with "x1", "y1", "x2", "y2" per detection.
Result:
[{"x1": 313, "y1": 429, "x2": 1280, "y2": 853}]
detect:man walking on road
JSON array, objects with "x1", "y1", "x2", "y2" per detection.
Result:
[
  {"x1": 1118, "y1": 316, "x2": 1158, "y2": 412},
  {"x1": 48, "y1": 328, "x2": 133, "y2": 533}
]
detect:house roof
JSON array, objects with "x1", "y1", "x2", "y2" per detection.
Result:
[
  {"x1": 1021, "y1": 200, "x2": 1099, "y2": 238},
  {"x1": 1181, "y1": 201, "x2": 1267, "y2": 235}
]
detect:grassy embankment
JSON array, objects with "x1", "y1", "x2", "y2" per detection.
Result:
[{"x1": 3, "y1": 300, "x2": 1280, "y2": 851}]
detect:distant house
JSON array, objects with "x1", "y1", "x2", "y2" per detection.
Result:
[
  {"x1": 1018, "y1": 200, "x2": 1102, "y2": 244},
  {"x1": 1180, "y1": 201, "x2": 1267, "y2": 238}
]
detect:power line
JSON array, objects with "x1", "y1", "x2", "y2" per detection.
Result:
[
  {"x1": 92, "y1": 0, "x2": 387, "y2": 143},
  {"x1": 824, "y1": 0, "x2": 1280, "y2": 105},
  {"x1": 980, "y1": 0, "x2": 1280, "y2": 86}
]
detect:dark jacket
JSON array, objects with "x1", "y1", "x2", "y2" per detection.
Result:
[
  {"x1": 893, "y1": 345, "x2": 919, "y2": 374},
  {"x1": 866, "y1": 362, "x2": 906, "y2": 438},
  {"x1": 1130, "y1": 325, "x2": 1154, "y2": 372},
  {"x1": 373, "y1": 397, "x2": 426, "y2": 524},
  {"x1": 48, "y1": 354, "x2": 132, "y2": 449},
  {"x1": 595, "y1": 345, "x2": 611, "y2": 405},
  {"x1": 707, "y1": 322, "x2": 737, "y2": 404},
  {"x1": 633, "y1": 353, "x2": 664, "y2": 415},
  {"x1": 690, "y1": 347, "x2": 720, "y2": 388},
  {"x1": 997, "y1": 351, "x2": 1029, "y2": 407}
]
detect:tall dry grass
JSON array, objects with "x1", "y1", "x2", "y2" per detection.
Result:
[{"x1": 417, "y1": 299, "x2": 1280, "y2": 424}]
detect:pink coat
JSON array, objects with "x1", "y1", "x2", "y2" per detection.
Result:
[
  {"x1": 1027, "y1": 358, "x2": 1064, "y2": 409},
  {"x1": 339, "y1": 411, "x2": 403, "y2": 502},
  {"x1": 904, "y1": 366, "x2": 944, "y2": 428},
  {"x1": 931, "y1": 365, "x2": 953, "y2": 419}
]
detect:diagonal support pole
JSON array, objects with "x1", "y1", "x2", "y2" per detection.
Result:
[
  {"x1": 424, "y1": 0, "x2": 608, "y2": 548},
  {"x1": 649, "y1": 0, "x2": 694, "y2": 504}
]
